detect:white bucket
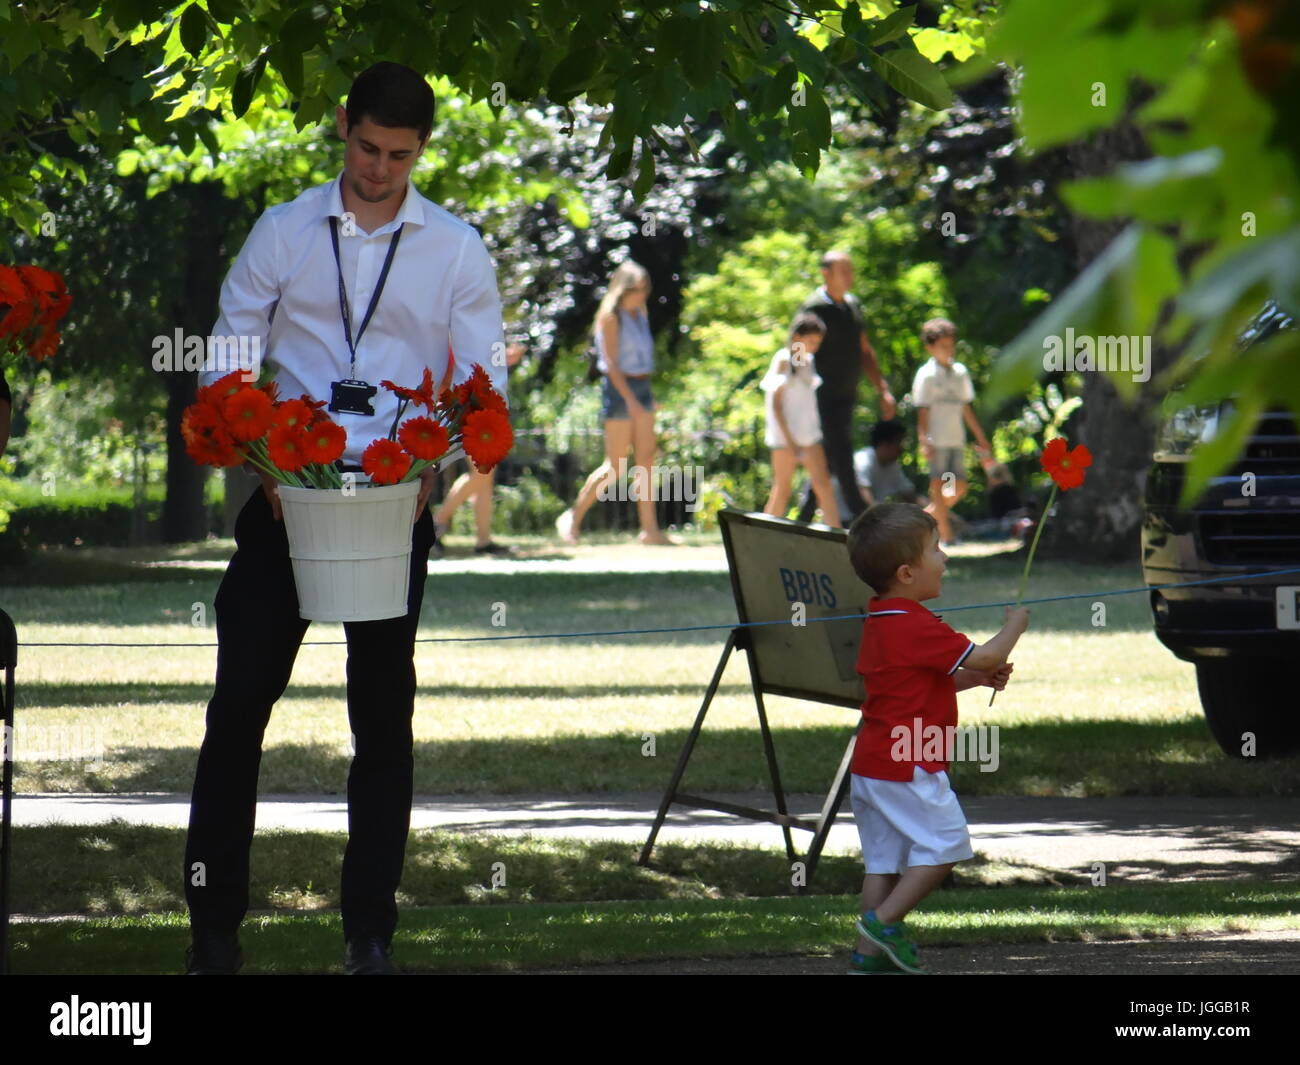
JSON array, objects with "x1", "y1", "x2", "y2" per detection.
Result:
[{"x1": 278, "y1": 480, "x2": 420, "y2": 622}]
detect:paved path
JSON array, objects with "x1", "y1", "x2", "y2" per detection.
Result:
[{"x1": 13, "y1": 792, "x2": 1300, "y2": 881}]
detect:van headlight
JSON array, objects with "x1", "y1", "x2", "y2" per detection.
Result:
[{"x1": 1153, "y1": 402, "x2": 1220, "y2": 461}]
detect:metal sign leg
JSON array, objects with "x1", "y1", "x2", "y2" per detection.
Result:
[{"x1": 638, "y1": 630, "x2": 737, "y2": 866}]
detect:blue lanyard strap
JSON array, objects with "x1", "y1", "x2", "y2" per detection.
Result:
[{"x1": 329, "y1": 216, "x2": 404, "y2": 377}]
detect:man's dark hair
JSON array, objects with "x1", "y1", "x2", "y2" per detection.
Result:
[
  {"x1": 346, "y1": 62, "x2": 435, "y2": 141},
  {"x1": 870, "y1": 419, "x2": 907, "y2": 447}
]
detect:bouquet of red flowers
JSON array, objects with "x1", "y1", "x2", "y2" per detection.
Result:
[
  {"x1": 183, "y1": 363, "x2": 512, "y2": 485},
  {"x1": 1, "y1": 265, "x2": 71, "y2": 362}
]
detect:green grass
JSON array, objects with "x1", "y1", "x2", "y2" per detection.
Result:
[
  {"x1": 4, "y1": 541, "x2": 1297, "y2": 796},
  {"x1": 12, "y1": 881, "x2": 1299, "y2": 974}
]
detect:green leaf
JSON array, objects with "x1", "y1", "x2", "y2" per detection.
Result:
[
  {"x1": 605, "y1": 143, "x2": 633, "y2": 180},
  {"x1": 632, "y1": 138, "x2": 656, "y2": 200},
  {"x1": 196, "y1": 119, "x2": 220, "y2": 157},
  {"x1": 789, "y1": 79, "x2": 831, "y2": 147},
  {"x1": 548, "y1": 45, "x2": 601, "y2": 103},
  {"x1": 179, "y1": 3, "x2": 206, "y2": 59},
  {"x1": 866, "y1": 46, "x2": 953, "y2": 111},
  {"x1": 207, "y1": 0, "x2": 244, "y2": 24},
  {"x1": 272, "y1": 41, "x2": 303, "y2": 97},
  {"x1": 1181, "y1": 395, "x2": 1263, "y2": 508},
  {"x1": 868, "y1": 7, "x2": 914, "y2": 46},
  {"x1": 984, "y1": 226, "x2": 1141, "y2": 410},
  {"x1": 231, "y1": 51, "x2": 268, "y2": 118}
]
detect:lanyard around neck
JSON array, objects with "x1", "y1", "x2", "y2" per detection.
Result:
[{"x1": 329, "y1": 216, "x2": 404, "y2": 377}]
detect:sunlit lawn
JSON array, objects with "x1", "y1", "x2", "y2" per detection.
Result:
[{"x1": 4, "y1": 534, "x2": 1298, "y2": 796}]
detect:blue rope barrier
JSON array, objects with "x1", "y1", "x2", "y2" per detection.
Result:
[{"x1": 14, "y1": 565, "x2": 1300, "y2": 648}]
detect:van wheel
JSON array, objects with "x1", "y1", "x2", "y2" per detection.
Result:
[{"x1": 1195, "y1": 658, "x2": 1300, "y2": 758}]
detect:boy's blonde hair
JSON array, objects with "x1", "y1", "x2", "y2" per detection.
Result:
[
  {"x1": 921, "y1": 317, "x2": 957, "y2": 345},
  {"x1": 847, "y1": 502, "x2": 937, "y2": 595}
]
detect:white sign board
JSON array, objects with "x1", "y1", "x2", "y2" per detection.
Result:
[{"x1": 719, "y1": 509, "x2": 872, "y2": 709}]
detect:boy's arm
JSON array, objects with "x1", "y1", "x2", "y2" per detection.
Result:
[
  {"x1": 917, "y1": 406, "x2": 933, "y2": 465},
  {"x1": 962, "y1": 403, "x2": 991, "y2": 454},
  {"x1": 955, "y1": 662, "x2": 1013, "y2": 691},
  {"x1": 964, "y1": 607, "x2": 1030, "y2": 672}
]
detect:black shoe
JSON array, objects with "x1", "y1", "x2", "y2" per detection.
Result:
[
  {"x1": 344, "y1": 934, "x2": 396, "y2": 975},
  {"x1": 474, "y1": 541, "x2": 516, "y2": 556},
  {"x1": 184, "y1": 929, "x2": 242, "y2": 974}
]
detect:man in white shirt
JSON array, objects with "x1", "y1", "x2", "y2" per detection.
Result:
[
  {"x1": 911, "y1": 318, "x2": 991, "y2": 544},
  {"x1": 184, "y1": 62, "x2": 505, "y2": 976}
]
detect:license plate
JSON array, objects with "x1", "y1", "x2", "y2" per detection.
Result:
[{"x1": 1278, "y1": 587, "x2": 1300, "y2": 630}]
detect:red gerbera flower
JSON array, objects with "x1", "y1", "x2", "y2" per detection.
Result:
[
  {"x1": 302, "y1": 419, "x2": 347, "y2": 466},
  {"x1": 198, "y1": 371, "x2": 247, "y2": 407},
  {"x1": 182, "y1": 404, "x2": 242, "y2": 467},
  {"x1": 272, "y1": 398, "x2": 314, "y2": 431},
  {"x1": 1041, "y1": 436, "x2": 1092, "y2": 491},
  {"x1": 398, "y1": 416, "x2": 450, "y2": 461},
  {"x1": 379, "y1": 367, "x2": 436, "y2": 412},
  {"x1": 224, "y1": 387, "x2": 275, "y2": 442},
  {"x1": 362, "y1": 437, "x2": 412, "y2": 484},
  {"x1": 461, "y1": 408, "x2": 513, "y2": 471},
  {"x1": 267, "y1": 424, "x2": 309, "y2": 472}
]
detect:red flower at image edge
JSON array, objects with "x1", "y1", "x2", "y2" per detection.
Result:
[
  {"x1": 1041, "y1": 437, "x2": 1092, "y2": 491},
  {"x1": 362, "y1": 438, "x2": 412, "y2": 484},
  {"x1": 398, "y1": 416, "x2": 449, "y2": 461},
  {"x1": 462, "y1": 408, "x2": 513, "y2": 471}
]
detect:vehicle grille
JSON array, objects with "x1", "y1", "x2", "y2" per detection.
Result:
[
  {"x1": 1201, "y1": 511, "x2": 1300, "y2": 564},
  {"x1": 1231, "y1": 409, "x2": 1300, "y2": 474}
]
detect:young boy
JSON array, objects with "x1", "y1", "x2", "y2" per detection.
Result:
[
  {"x1": 844, "y1": 502, "x2": 1030, "y2": 974},
  {"x1": 911, "y1": 319, "x2": 993, "y2": 545}
]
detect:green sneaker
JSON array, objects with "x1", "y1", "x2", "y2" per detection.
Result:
[
  {"x1": 855, "y1": 910, "x2": 928, "y2": 974},
  {"x1": 846, "y1": 951, "x2": 900, "y2": 975}
]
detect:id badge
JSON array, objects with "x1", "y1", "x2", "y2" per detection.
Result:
[{"x1": 329, "y1": 378, "x2": 378, "y2": 416}]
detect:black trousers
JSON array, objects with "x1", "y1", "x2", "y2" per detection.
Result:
[
  {"x1": 183, "y1": 486, "x2": 434, "y2": 944},
  {"x1": 797, "y1": 395, "x2": 865, "y2": 525}
]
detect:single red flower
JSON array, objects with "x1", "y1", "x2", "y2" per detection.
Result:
[
  {"x1": 362, "y1": 437, "x2": 412, "y2": 484},
  {"x1": 182, "y1": 404, "x2": 242, "y2": 467},
  {"x1": 267, "y1": 424, "x2": 310, "y2": 472},
  {"x1": 18, "y1": 266, "x2": 71, "y2": 327},
  {"x1": 398, "y1": 416, "x2": 449, "y2": 461},
  {"x1": 1041, "y1": 436, "x2": 1092, "y2": 491},
  {"x1": 461, "y1": 408, "x2": 513, "y2": 471},
  {"x1": 0, "y1": 265, "x2": 25, "y2": 306},
  {"x1": 379, "y1": 367, "x2": 436, "y2": 412},
  {"x1": 198, "y1": 371, "x2": 247, "y2": 407},
  {"x1": 272, "y1": 398, "x2": 314, "y2": 431},
  {"x1": 302, "y1": 419, "x2": 347, "y2": 466},
  {"x1": 466, "y1": 363, "x2": 507, "y2": 413},
  {"x1": 28, "y1": 326, "x2": 60, "y2": 361},
  {"x1": 300, "y1": 394, "x2": 329, "y2": 420},
  {"x1": 224, "y1": 387, "x2": 275, "y2": 442}
]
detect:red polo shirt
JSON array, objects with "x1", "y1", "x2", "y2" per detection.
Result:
[{"x1": 852, "y1": 597, "x2": 975, "y2": 781}]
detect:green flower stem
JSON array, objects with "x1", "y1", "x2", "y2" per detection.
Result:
[
  {"x1": 991, "y1": 481, "x2": 1058, "y2": 707},
  {"x1": 1015, "y1": 482, "x2": 1057, "y2": 607}
]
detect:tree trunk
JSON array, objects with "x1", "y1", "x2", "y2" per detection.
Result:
[
  {"x1": 1033, "y1": 118, "x2": 1175, "y2": 563},
  {"x1": 160, "y1": 181, "x2": 240, "y2": 543}
]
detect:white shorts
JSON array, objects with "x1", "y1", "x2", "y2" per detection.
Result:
[{"x1": 850, "y1": 767, "x2": 974, "y2": 873}]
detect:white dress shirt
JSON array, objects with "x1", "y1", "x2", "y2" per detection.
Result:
[{"x1": 201, "y1": 172, "x2": 506, "y2": 466}]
